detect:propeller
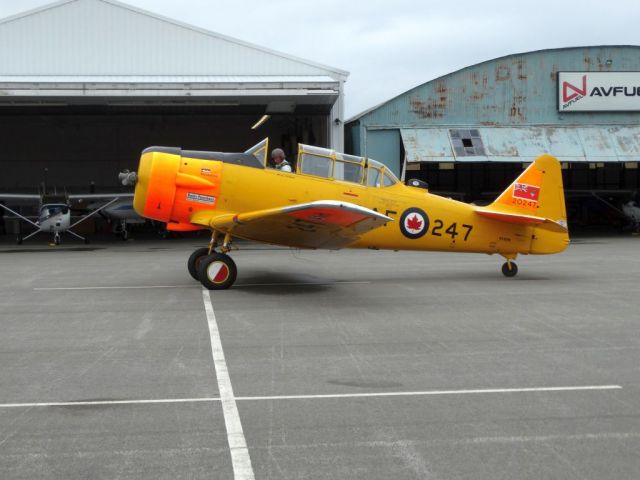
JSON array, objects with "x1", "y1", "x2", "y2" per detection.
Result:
[{"x1": 118, "y1": 170, "x2": 138, "y2": 187}]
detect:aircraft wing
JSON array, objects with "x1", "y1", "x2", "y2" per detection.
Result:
[
  {"x1": 191, "y1": 200, "x2": 392, "y2": 249},
  {"x1": 68, "y1": 193, "x2": 134, "y2": 201},
  {"x1": 0, "y1": 194, "x2": 40, "y2": 201}
]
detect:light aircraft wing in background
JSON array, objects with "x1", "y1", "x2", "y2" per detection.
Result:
[
  {"x1": 68, "y1": 193, "x2": 134, "y2": 200},
  {"x1": 0, "y1": 193, "x2": 41, "y2": 203},
  {"x1": 191, "y1": 200, "x2": 393, "y2": 249}
]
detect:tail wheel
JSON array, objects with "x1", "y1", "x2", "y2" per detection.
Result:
[
  {"x1": 187, "y1": 247, "x2": 211, "y2": 280},
  {"x1": 501, "y1": 261, "x2": 518, "y2": 277},
  {"x1": 197, "y1": 253, "x2": 237, "y2": 290}
]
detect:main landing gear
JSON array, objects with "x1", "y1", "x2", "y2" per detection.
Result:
[
  {"x1": 188, "y1": 231, "x2": 238, "y2": 290},
  {"x1": 501, "y1": 254, "x2": 518, "y2": 278}
]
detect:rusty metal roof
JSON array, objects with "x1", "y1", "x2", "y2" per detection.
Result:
[
  {"x1": 401, "y1": 126, "x2": 640, "y2": 162},
  {"x1": 348, "y1": 46, "x2": 640, "y2": 127}
]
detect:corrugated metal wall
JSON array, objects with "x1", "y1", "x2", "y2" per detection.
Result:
[{"x1": 0, "y1": 0, "x2": 342, "y2": 78}]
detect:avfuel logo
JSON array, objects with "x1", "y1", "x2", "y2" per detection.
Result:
[
  {"x1": 562, "y1": 75, "x2": 587, "y2": 105},
  {"x1": 559, "y1": 72, "x2": 640, "y2": 111}
]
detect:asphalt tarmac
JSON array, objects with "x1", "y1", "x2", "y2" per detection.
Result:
[{"x1": 0, "y1": 236, "x2": 639, "y2": 479}]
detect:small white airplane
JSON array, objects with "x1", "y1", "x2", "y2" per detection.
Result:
[
  {"x1": 0, "y1": 192, "x2": 133, "y2": 244},
  {"x1": 622, "y1": 199, "x2": 640, "y2": 232}
]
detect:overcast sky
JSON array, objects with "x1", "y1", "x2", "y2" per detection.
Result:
[{"x1": 1, "y1": 0, "x2": 638, "y2": 117}]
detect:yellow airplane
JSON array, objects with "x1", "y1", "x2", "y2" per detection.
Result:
[{"x1": 125, "y1": 139, "x2": 569, "y2": 289}]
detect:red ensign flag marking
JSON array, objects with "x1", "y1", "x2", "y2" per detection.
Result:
[{"x1": 513, "y1": 183, "x2": 540, "y2": 201}]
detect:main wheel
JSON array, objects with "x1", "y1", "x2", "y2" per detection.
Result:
[
  {"x1": 501, "y1": 261, "x2": 518, "y2": 277},
  {"x1": 16, "y1": 236, "x2": 22, "y2": 245},
  {"x1": 187, "y1": 247, "x2": 211, "y2": 280},
  {"x1": 197, "y1": 253, "x2": 237, "y2": 290}
]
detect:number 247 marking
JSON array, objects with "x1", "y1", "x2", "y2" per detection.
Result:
[{"x1": 431, "y1": 221, "x2": 473, "y2": 241}]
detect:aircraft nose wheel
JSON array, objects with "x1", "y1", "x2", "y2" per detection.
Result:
[
  {"x1": 197, "y1": 253, "x2": 237, "y2": 290},
  {"x1": 501, "y1": 261, "x2": 518, "y2": 277},
  {"x1": 54, "y1": 233, "x2": 61, "y2": 245},
  {"x1": 188, "y1": 247, "x2": 212, "y2": 280}
]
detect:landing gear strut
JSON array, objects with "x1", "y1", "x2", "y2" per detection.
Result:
[
  {"x1": 501, "y1": 254, "x2": 518, "y2": 278},
  {"x1": 189, "y1": 231, "x2": 238, "y2": 289}
]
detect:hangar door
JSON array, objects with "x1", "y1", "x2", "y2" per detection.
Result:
[
  {"x1": 366, "y1": 129, "x2": 401, "y2": 177},
  {"x1": 0, "y1": 106, "x2": 328, "y2": 192}
]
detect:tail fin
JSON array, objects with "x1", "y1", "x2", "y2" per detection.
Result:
[{"x1": 475, "y1": 154, "x2": 567, "y2": 233}]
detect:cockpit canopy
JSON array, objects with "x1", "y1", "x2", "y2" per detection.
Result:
[
  {"x1": 40, "y1": 203, "x2": 69, "y2": 218},
  {"x1": 244, "y1": 138, "x2": 399, "y2": 188}
]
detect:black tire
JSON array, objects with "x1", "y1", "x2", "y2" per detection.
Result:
[
  {"x1": 188, "y1": 247, "x2": 212, "y2": 281},
  {"x1": 84, "y1": 237, "x2": 90, "y2": 244},
  {"x1": 197, "y1": 253, "x2": 237, "y2": 290},
  {"x1": 54, "y1": 234, "x2": 61, "y2": 246},
  {"x1": 501, "y1": 261, "x2": 518, "y2": 277},
  {"x1": 16, "y1": 236, "x2": 22, "y2": 245}
]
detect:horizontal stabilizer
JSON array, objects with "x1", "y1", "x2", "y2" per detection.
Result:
[{"x1": 475, "y1": 208, "x2": 568, "y2": 233}]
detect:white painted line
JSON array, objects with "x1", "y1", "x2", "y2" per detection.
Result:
[
  {"x1": 0, "y1": 385, "x2": 621, "y2": 409},
  {"x1": 0, "y1": 398, "x2": 219, "y2": 408},
  {"x1": 34, "y1": 285, "x2": 197, "y2": 291},
  {"x1": 235, "y1": 385, "x2": 623, "y2": 401},
  {"x1": 234, "y1": 281, "x2": 370, "y2": 288},
  {"x1": 202, "y1": 289, "x2": 255, "y2": 480}
]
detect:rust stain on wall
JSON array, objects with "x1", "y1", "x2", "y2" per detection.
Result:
[
  {"x1": 515, "y1": 59, "x2": 527, "y2": 80},
  {"x1": 509, "y1": 95, "x2": 526, "y2": 121},
  {"x1": 495, "y1": 64, "x2": 511, "y2": 81},
  {"x1": 410, "y1": 96, "x2": 445, "y2": 119}
]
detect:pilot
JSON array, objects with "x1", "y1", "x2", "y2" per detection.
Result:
[{"x1": 271, "y1": 148, "x2": 292, "y2": 173}]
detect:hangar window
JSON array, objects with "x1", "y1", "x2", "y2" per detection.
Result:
[{"x1": 450, "y1": 129, "x2": 486, "y2": 157}]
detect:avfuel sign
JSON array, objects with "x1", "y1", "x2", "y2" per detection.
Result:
[{"x1": 558, "y1": 72, "x2": 640, "y2": 112}]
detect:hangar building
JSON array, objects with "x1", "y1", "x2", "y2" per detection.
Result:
[
  {"x1": 346, "y1": 46, "x2": 640, "y2": 227},
  {"x1": 0, "y1": 0, "x2": 348, "y2": 192}
]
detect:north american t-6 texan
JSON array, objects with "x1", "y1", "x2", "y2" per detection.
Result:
[{"x1": 120, "y1": 138, "x2": 569, "y2": 290}]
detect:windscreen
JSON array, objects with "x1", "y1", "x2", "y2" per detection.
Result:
[{"x1": 244, "y1": 138, "x2": 269, "y2": 166}]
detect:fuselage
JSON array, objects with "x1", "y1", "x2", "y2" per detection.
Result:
[
  {"x1": 38, "y1": 203, "x2": 70, "y2": 233},
  {"x1": 133, "y1": 149, "x2": 569, "y2": 256}
]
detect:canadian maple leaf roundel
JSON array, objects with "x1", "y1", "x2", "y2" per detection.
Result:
[
  {"x1": 400, "y1": 207, "x2": 429, "y2": 239},
  {"x1": 406, "y1": 214, "x2": 423, "y2": 231}
]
